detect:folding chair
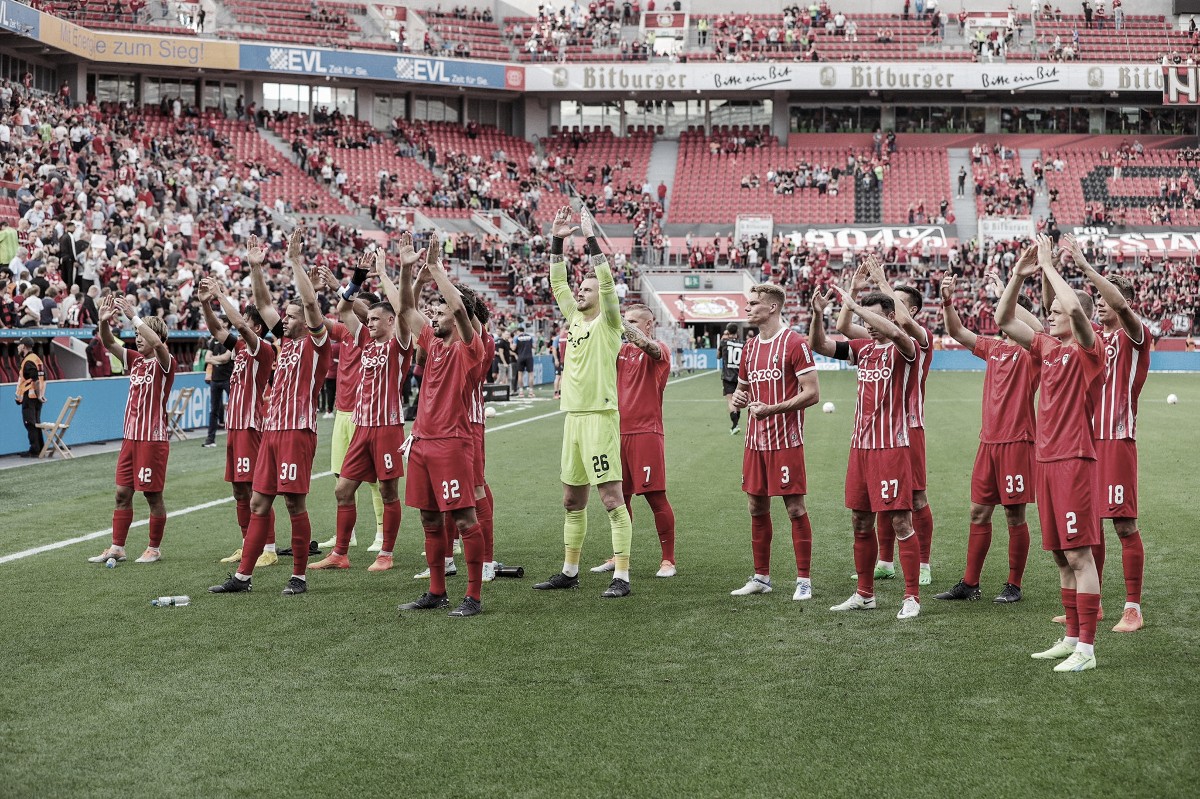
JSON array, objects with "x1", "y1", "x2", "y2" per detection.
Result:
[
  {"x1": 37, "y1": 396, "x2": 82, "y2": 459},
  {"x1": 167, "y1": 387, "x2": 196, "y2": 441}
]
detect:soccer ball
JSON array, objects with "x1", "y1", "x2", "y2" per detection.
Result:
[
  {"x1": 822, "y1": 402, "x2": 836, "y2": 414},
  {"x1": 1167, "y1": 394, "x2": 1179, "y2": 405},
  {"x1": 484, "y1": 406, "x2": 497, "y2": 418}
]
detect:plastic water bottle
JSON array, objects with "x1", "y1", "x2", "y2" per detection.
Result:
[{"x1": 151, "y1": 595, "x2": 190, "y2": 607}]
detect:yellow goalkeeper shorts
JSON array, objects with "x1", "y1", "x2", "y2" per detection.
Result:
[{"x1": 560, "y1": 410, "x2": 622, "y2": 487}]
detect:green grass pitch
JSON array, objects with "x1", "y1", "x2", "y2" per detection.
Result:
[{"x1": 1, "y1": 370, "x2": 1196, "y2": 798}]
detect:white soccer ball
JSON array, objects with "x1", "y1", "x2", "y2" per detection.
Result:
[
  {"x1": 484, "y1": 406, "x2": 497, "y2": 418},
  {"x1": 822, "y1": 401, "x2": 836, "y2": 414},
  {"x1": 1167, "y1": 393, "x2": 1179, "y2": 405}
]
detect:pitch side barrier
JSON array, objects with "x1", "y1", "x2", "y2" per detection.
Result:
[{"x1": 680, "y1": 348, "x2": 1200, "y2": 373}]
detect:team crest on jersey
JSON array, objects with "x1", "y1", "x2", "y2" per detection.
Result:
[
  {"x1": 1062, "y1": 353, "x2": 1070, "y2": 366},
  {"x1": 1116, "y1": 421, "x2": 1125, "y2": 436}
]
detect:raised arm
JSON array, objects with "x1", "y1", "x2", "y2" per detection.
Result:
[
  {"x1": 387, "y1": 230, "x2": 428, "y2": 342},
  {"x1": 581, "y1": 209, "x2": 621, "y2": 330},
  {"x1": 622, "y1": 320, "x2": 664, "y2": 360},
  {"x1": 96, "y1": 294, "x2": 127, "y2": 360},
  {"x1": 210, "y1": 278, "x2": 261, "y2": 352},
  {"x1": 995, "y1": 244, "x2": 1041, "y2": 350},
  {"x1": 832, "y1": 281, "x2": 916, "y2": 359},
  {"x1": 835, "y1": 260, "x2": 873, "y2": 340},
  {"x1": 246, "y1": 234, "x2": 280, "y2": 331},
  {"x1": 867, "y1": 256, "x2": 926, "y2": 345},
  {"x1": 197, "y1": 279, "x2": 233, "y2": 348},
  {"x1": 940, "y1": 274, "x2": 977, "y2": 350},
  {"x1": 808, "y1": 288, "x2": 840, "y2": 358},
  {"x1": 549, "y1": 205, "x2": 580, "y2": 320},
  {"x1": 333, "y1": 253, "x2": 374, "y2": 337},
  {"x1": 1066, "y1": 234, "x2": 1143, "y2": 343},
  {"x1": 425, "y1": 240, "x2": 474, "y2": 343},
  {"x1": 1042, "y1": 253, "x2": 1095, "y2": 349},
  {"x1": 286, "y1": 227, "x2": 326, "y2": 336},
  {"x1": 986, "y1": 264, "x2": 1043, "y2": 332}
]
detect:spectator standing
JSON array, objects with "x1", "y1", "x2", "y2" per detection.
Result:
[{"x1": 15, "y1": 336, "x2": 45, "y2": 457}]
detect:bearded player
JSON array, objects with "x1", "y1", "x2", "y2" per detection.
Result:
[
  {"x1": 197, "y1": 274, "x2": 278, "y2": 567},
  {"x1": 811, "y1": 267, "x2": 923, "y2": 620},
  {"x1": 591, "y1": 303, "x2": 677, "y2": 578},
  {"x1": 1064, "y1": 235, "x2": 1149, "y2": 633},
  {"x1": 935, "y1": 265, "x2": 1040, "y2": 604},
  {"x1": 997, "y1": 234, "x2": 1105, "y2": 672},
  {"x1": 310, "y1": 249, "x2": 411, "y2": 573},
  {"x1": 728, "y1": 284, "x2": 820, "y2": 601},
  {"x1": 386, "y1": 234, "x2": 488, "y2": 617},
  {"x1": 88, "y1": 295, "x2": 176, "y2": 565},
  {"x1": 533, "y1": 206, "x2": 635, "y2": 599},
  {"x1": 210, "y1": 227, "x2": 332, "y2": 596}
]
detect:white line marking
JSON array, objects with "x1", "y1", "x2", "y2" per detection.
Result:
[{"x1": 1, "y1": 371, "x2": 718, "y2": 565}]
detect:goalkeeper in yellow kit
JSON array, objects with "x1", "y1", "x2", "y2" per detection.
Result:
[{"x1": 533, "y1": 205, "x2": 635, "y2": 598}]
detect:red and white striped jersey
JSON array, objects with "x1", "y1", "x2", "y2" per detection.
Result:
[
  {"x1": 261, "y1": 332, "x2": 331, "y2": 432},
  {"x1": 122, "y1": 350, "x2": 177, "y2": 442},
  {"x1": 1093, "y1": 324, "x2": 1151, "y2": 441},
  {"x1": 905, "y1": 324, "x2": 933, "y2": 429},
  {"x1": 328, "y1": 322, "x2": 365, "y2": 414},
  {"x1": 849, "y1": 338, "x2": 914, "y2": 450},
  {"x1": 469, "y1": 330, "x2": 497, "y2": 426},
  {"x1": 737, "y1": 329, "x2": 816, "y2": 451},
  {"x1": 226, "y1": 337, "x2": 275, "y2": 431},
  {"x1": 351, "y1": 325, "x2": 412, "y2": 427}
]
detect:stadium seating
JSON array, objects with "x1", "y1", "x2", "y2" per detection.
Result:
[
  {"x1": 222, "y1": 0, "x2": 371, "y2": 48},
  {"x1": 1042, "y1": 145, "x2": 1198, "y2": 226},
  {"x1": 421, "y1": 9, "x2": 510, "y2": 60},
  {"x1": 41, "y1": 0, "x2": 198, "y2": 35}
]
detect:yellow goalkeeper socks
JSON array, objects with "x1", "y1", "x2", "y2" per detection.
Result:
[
  {"x1": 563, "y1": 509, "x2": 586, "y2": 577},
  {"x1": 609, "y1": 505, "x2": 633, "y2": 581}
]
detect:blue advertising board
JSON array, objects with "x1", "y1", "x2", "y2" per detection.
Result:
[
  {"x1": 2, "y1": 372, "x2": 211, "y2": 455},
  {"x1": 0, "y1": 0, "x2": 40, "y2": 38},
  {"x1": 238, "y1": 44, "x2": 519, "y2": 89}
]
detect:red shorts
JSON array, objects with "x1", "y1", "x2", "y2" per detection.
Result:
[
  {"x1": 340, "y1": 425, "x2": 405, "y2": 484},
  {"x1": 908, "y1": 427, "x2": 927, "y2": 491},
  {"x1": 405, "y1": 437, "x2": 477, "y2": 512},
  {"x1": 116, "y1": 440, "x2": 169, "y2": 492},
  {"x1": 971, "y1": 441, "x2": 1036, "y2": 506},
  {"x1": 225, "y1": 428, "x2": 262, "y2": 484},
  {"x1": 253, "y1": 430, "x2": 318, "y2": 496},
  {"x1": 473, "y1": 423, "x2": 486, "y2": 487},
  {"x1": 621, "y1": 433, "x2": 667, "y2": 496},
  {"x1": 845, "y1": 447, "x2": 912, "y2": 513},
  {"x1": 1094, "y1": 439, "x2": 1138, "y2": 519},
  {"x1": 1036, "y1": 458, "x2": 1102, "y2": 551},
  {"x1": 742, "y1": 445, "x2": 807, "y2": 497}
]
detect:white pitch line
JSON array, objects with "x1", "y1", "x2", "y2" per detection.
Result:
[{"x1": 1, "y1": 371, "x2": 718, "y2": 565}]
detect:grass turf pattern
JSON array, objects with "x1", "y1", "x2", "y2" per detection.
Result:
[{"x1": 0, "y1": 371, "x2": 1195, "y2": 797}]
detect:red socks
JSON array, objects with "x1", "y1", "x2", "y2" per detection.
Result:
[
  {"x1": 1076, "y1": 591, "x2": 1101, "y2": 645},
  {"x1": 912, "y1": 504, "x2": 934, "y2": 563},
  {"x1": 750, "y1": 513, "x2": 773, "y2": 575},
  {"x1": 897, "y1": 533, "x2": 921, "y2": 599},
  {"x1": 874, "y1": 512, "x2": 895, "y2": 563},
  {"x1": 382, "y1": 500, "x2": 402, "y2": 554},
  {"x1": 267, "y1": 508, "x2": 276, "y2": 546},
  {"x1": 1120, "y1": 531, "x2": 1144, "y2": 604},
  {"x1": 443, "y1": 515, "x2": 456, "y2": 555},
  {"x1": 475, "y1": 494, "x2": 494, "y2": 563},
  {"x1": 1092, "y1": 538, "x2": 1107, "y2": 586},
  {"x1": 853, "y1": 527, "x2": 878, "y2": 598},
  {"x1": 645, "y1": 491, "x2": 676, "y2": 564},
  {"x1": 235, "y1": 498, "x2": 251, "y2": 538},
  {"x1": 1008, "y1": 522, "x2": 1029, "y2": 587},
  {"x1": 334, "y1": 504, "x2": 356, "y2": 556},
  {"x1": 461, "y1": 522, "x2": 484, "y2": 601},
  {"x1": 791, "y1": 514, "x2": 812, "y2": 579},
  {"x1": 964, "y1": 522, "x2": 992, "y2": 585},
  {"x1": 1060, "y1": 587, "x2": 1080, "y2": 638},
  {"x1": 238, "y1": 512, "x2": 271, "y2": 576},
  {"x1": 290, "y1": 512, "x2": 312, "y2": 576},
  {"x1": 148, "y1": 515, "x2": 165, "y2": 548},
  {"x1": 424, "y1": 523, "x2": 447, "y2": 595},
  {"x1": 112, "y1": 508, "x2": 133, "y2": 547}
]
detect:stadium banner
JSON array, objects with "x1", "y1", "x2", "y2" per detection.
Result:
[
  {"x1": 37, "y1": 14, "x2": 238, "y2": 69},
  {"x1": 979, "y1": 216, "x2": 1034, "y2": 243},
  {"x1": 735, "y1": 214, "x2": 773, "y2": 246},
  {"x1": 657, "y1": 292, "x2": 747, "y2": 323},
  {"x1": 238, "y1": 44, "x2": 524, "y2": 89},
  {"x1": 0, "y1": 0, "x2": 39, "y2": 37},
  {"x1": 527, "y1": 62, "x2": 1163, "y2": 94},
  {"x1": 1162, "y1": 65, "x2": 1200, "y2": 105},
  {"x1": 0, "y1": 372, "x2": 210, "y2": 456},
  {"x1": 1070, "y1": 225, "x2": 1200, "y2": 256},
  {"x1": 784, "y1": 225, "x2": 951, "y2": 252}
]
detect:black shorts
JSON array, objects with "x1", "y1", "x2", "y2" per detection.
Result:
[
  {"x1": 517, "y1": 358, "x2": 534, "y2": 373},
  {"x1": 722, "y1": 377, "x2": 738, "y2": 396},
  {"x1": 554, "y1": 364, "x2": 563, "y2": 375}
]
